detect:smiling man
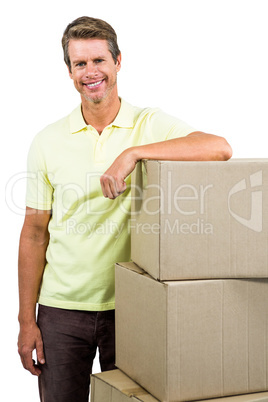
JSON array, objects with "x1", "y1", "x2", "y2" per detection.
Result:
[
  {"x1": 68, "y1": 38, "x2": 121, "y2": 107},
  {"x1": 17, "y1": 16, "x2": 232, "y2": 402}
]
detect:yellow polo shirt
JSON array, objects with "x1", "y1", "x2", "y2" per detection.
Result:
[{"x1": 26, "y1": 99, "x2": 195, "y2": 311}]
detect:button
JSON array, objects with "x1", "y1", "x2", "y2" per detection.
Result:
[{"x1": 94, "y1": 139, "x2": 105, "y2": 163}]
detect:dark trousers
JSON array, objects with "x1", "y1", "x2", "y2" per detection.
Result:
[{"x1": 37, "y1": 304, "x2": 116, "y2": 402}]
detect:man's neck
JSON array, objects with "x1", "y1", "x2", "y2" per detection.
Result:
[{"x1": 81, "y1": 95, "x2": 121, "y2": 135}]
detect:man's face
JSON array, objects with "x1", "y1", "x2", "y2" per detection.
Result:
[{"x1": 68, "y1": 38, "x2": 121, "y2": 104}]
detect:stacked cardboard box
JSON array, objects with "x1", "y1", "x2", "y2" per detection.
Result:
[
  {"x1": 114, "y1": 160, "x2": 268, "y2": 402},
  {"x1": 91, "y1": 369, "x2": 268, "y2": 402},
  {"x1": 130, "y1": 159, "x2": 268, "y2": 280}
]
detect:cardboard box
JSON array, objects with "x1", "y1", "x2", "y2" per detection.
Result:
[
  {"x1": 115, "y1": 262, "x2": 268, "y2": 402},
  {"x1": 130, "y1": 159, "x2": 268, "y2": 280},
  {"x1": 90, "y1": 370, "x2": 268, "y2": 402},
  {"x1": 90, "y1": 369, "x2": 158, "y2": 401}
]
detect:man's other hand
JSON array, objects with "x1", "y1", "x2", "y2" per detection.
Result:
[{"x1": 18, "y1": 322, "x2": 45, "y2": 376}]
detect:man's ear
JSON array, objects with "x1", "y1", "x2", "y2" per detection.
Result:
[{"x1": 116, "y1": 53, "x2": 122, "y2": 73}]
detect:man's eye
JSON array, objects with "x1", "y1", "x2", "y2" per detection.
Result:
[
  {"x1": 95, "y1": 59, "x2": 104, "y2": 63},
  {"x1": 76, "y1": 62, "x2": 85, "y2": 67}
]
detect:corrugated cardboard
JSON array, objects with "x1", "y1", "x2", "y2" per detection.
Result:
[
  {"x1": 90, "y1": 370, "x2": 268, "y2": 402},
  {"x1": 115, "y1": 262, "x2": 268, "y2": 402},
  {"x1": 90, "y1": 369, "x2": 158, "y2": 401},
  {"x1": 130, "y1": 159, "x2": 268, "y2": 280}
]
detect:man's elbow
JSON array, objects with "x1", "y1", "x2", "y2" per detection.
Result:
[
  {"x1": 188, "y1": 132, "x2": 232, "y2": 161},
  {"x1": 217, "y1": 137, "x2": 233, "y2": 161}
]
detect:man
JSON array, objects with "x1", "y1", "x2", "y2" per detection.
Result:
[{"x1": 18, "y1": 16, "x2": 232, "y2": 402}]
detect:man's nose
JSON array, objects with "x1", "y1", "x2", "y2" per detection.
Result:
[{"x1": 85, "y1": 62, "x2": 98, "y2": 78}]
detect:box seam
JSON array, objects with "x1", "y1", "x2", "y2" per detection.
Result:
[
  {"x1": 158, "y1": 161, "x2": 161, "y2": 280},
  {"x1": 165, "y1": 283, "x2": 169, "y2": 402},
  {"x1": 222, "y1": 281, "x2": 224, "y2": 396}
]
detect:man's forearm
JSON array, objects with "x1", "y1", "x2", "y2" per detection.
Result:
[
  {"x1": 18, "y1": 209, "x2": 50, "y2": 376},
  {"x1": 100, "y1": 131, "x2": 232, "y2": 199},
  {"x1": 130, "y1": 132, "x2": 232, "y2": 163},
  {"x1": 18, "y1": 227, "x2": 49, "y2": 324}
]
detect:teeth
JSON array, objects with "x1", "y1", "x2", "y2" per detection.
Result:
[{"x1": 87, "y1": 80, "x2": 102, "y2": 88}]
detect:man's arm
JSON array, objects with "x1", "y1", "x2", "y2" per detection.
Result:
[
  {"x1": 18, "y1": 207, "x2": 51, "y2": 376},
  {"x1": 100, "y1": 131, "x2": 232, "y2": 199}
]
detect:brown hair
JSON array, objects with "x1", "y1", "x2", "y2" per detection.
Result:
[{"x1": 62, "y1": 16, "x2": 121, "y2": 71}]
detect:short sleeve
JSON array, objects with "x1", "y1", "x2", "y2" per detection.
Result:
[
  {"x1": 26, "y1": 137, "x2": 53, "y2": 210},
  {"x1": 153, "y1": 109, "x2": 196, "y2": 141},
  {"x1": 138, "y1": 108, "x2": 196, "y2": 145}
]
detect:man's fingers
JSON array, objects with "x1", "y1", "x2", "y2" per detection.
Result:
[
  {"x1": 30, "y1": 359, "x2": 42, "y2": 376},
  {"x1": 100, "y1": 174, "x2": 126, "y2": 199},
  {"x1": 20, "y1": 351, "x2": 41, "y2": 376},
  {"x1": 102, "y1": 180, "x2": 115, "y2": 199},
  {"x1": 100, "y1": 174, "x2": 111, "y2": 198},
  {"x1": 18, "y1": 325, "x2": 44, "y2": 376},
  {"x1": 119, "y1": 181, "x2": 127, "y2": 194},
  {"x1": 100, "y1": 175, "x2": 116, "y2": 199},
  {"x1": 36, "y1": 337, "x2": 45, "y2": 365}
]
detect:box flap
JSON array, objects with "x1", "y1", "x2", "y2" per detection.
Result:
[
  {"x1": 115, "y1": 262, "x2": 156, "y2": 281},
  {"x1": 91, "y1": 370, "x2": 159, "y2": 401}
]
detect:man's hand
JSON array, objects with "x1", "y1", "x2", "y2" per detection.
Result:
[
  {"x1": 18, "y1": 322, "x2": 45, "y2": 376},
  {"x1": 100, "y1": 148, "x2": 138, "y2": 199},
  {"x1": 100, "y1": 133, "x2": 232, "y2": 199}
]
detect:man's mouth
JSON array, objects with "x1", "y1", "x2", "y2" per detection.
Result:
[{"x1": 85, "y1": 79, "x2": 104, "y2": 88}]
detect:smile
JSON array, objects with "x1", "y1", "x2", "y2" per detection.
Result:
[{"x1": 85, "y1": 80, "x2": 104, "y2": 88}]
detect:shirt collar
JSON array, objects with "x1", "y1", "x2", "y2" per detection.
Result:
[
  {"x1": 111, "y1": 98, "x2": 135, "y2": 128},
  {"x1": 69, "y1": 98, "x2": 135, "y2": 134},
  {"x1": 69, "y1": 104, "x2": 87, "y2": 134}
]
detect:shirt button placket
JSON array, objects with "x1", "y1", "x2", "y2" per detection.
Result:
[
  {"x1": 94, "y1": 127, "x2": 111, "y2": 163},
  {"x1": 95, "y1": 139, "x2": 105, "y2": 163}
]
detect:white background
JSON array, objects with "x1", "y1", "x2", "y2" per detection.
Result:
[{"x1": 1, "y1": 0, "x2": 267, "y2": 400}]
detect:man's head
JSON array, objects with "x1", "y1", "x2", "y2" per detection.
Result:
[{"x1": 62, "y1": 16, "x2": 120, "y2": 72}]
